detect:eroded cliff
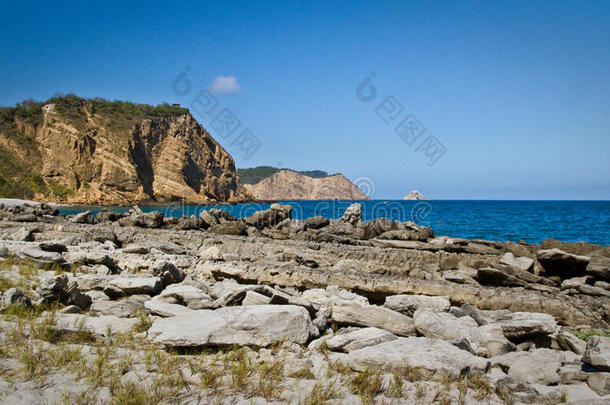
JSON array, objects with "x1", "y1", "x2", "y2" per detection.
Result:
[
  {"x1": 0, "y1": 96, "x2": 251, "y2": 204},
  {"x1": 244, "y1": 169, "x2": 370, "y2": 200}
]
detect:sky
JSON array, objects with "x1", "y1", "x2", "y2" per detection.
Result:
[{"x1": 1, "y1": 0, "x2": 609, "y2": 200}]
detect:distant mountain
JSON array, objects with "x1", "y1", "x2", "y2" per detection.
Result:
[
  {"x1": 237, "y1": 166, "x2": 329, "y2": 184},
  {"x1": 244, "y1": 169, "x2": 370, "y2": 200}
]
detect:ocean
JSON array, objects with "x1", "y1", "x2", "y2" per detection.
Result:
[{"x1": 59, "y1": 200, "x2": 610, "y2": 246}]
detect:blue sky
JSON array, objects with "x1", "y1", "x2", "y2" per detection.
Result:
[{"x1": 1, "y1": 0, "x2": 609, "y2": 199}]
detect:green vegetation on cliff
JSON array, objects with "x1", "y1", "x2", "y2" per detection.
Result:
[
  {"x1": 238, "y1": 166, "x2": 329, "y2": 184},
  {"x1": 0, "y1": 95, "x2": 189, "y2": 199}
]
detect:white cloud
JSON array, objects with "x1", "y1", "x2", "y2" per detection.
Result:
[{"x1": 208, "y1": 75, "x2": 241, "y2": 94}]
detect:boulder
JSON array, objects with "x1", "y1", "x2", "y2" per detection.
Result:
[
  {"x1": 148, "y1": 305, "x2": 315, "y2": 347},
  {"x1": 326, "y1": 327, "x2": 397, "y2": 353},
  {"x1": 90, "y1": 299, "x2": 144, "y2": 318},
  {"x1": 199, "y1": 208, "x2": 235, "y2": 228},
  {"x1": 156, "y1": 284, "x2": 212, "y2": 308},
  {"x1": 500, "y1": 252, "x2": 534, "y2": 273},
  {"x1": 587, "y1": 256, "x2": 610, "y2": 281},
  {"x1": 208, "y1": 221, "x2": 247, "y2": 236},
  {"x1": 384, "y1": 294, "x2": 450, "y2": 317},
  {"x1": 492, "y1": 349, "x2": 562, "y2": 385},
  {"x1": 2, "y1": 288, "x2": 32, "y2": 308},
  {"x1": 118, "y1": 212, "x2": 164, "y2": 228},
  {"x1": 243, "y1": 204, "x2": 292, "y2": 229},
  {"x1": 588, "y1": 373, "x2": 610, "y2": 396},
  {"x1": 537, "y1": 248, "x2": 590, "y2": 278},
  {"x1": 151, "y1": 261, "x2": 185, "y2": 286},
  {"x1": 73, "y1": 274, "x2": 113, "y2": 291},
  {"x1": 199, "y1": 245, "x2": 224, "y2": 261},
  {"x1": 476, "y1": 267, "x2": 527, "y2": 287},
  {"x1": 19, "y1": 247, "x2": 64, "y2": 265},
  {"x1": 268, "y1": 290, "x2": 316, "y2": 316},
  {"x1": 331, "y1": 302, "x2": 416, "y2": 337},
  {"x1": 583, "y1": 336, "x2": 610, "y2": 371},
  {"x1": 340, "y1": 203, "x2": 362, "y2": 225},
  {"x1": 413, "y1": 309, "x2": 514, "y2": 357},
  {"x1": 556, "y1": 328, "x2": 587, "y2": 355},
  {"x1": 105, "y1": 276, "x2": 163, "y2": 297},
  {"x1": 304, "y1": 216, "x2": 330, "y2": 230},
  {"x1": 95, "y1": 209, "x2": 125, "y2": 223},
  {"x1": 346, "y1": 337, "x2": 489, "y2": 379},
  {"x1": 302, "y1": 286, "x2": 368, "y2": 307},
  {"x1": 69, "y1": 210, "x2": 94, "y2": 224},
  {"x1": 37, "y1": 274, "x2": 92, "y2": 309},
  {"x1": 242, "y1": 291, "x2": 272, "y2": 306},
  {"x1": 562, "y1": 275, "x2": 594, "y2": 289},
  {"x1": 11, "y1": 227, "x2": 34, "y2": 242},
  {"x1": 413, "y1": 309, "x2": 469, "y2": 341},
  {"x1": 491, "y1": 312, "x2": 557, "y2": 340},
  {"x1": 578, "y1": 284, "x2": 610, "y2": 297}
]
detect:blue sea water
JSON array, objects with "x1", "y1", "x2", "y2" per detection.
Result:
[{"x1": 60, "y1": 200, "x2": 610, "y2": 246}]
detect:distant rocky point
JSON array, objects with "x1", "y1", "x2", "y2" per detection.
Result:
[
  {"x1": 403, "y1": 190, "x2": 425, "y2": 200},
  {"x1": 0, "y1": 95, "x2": 251, "y2": 205},
  {"x1": 237, "y1": 166, "x2": 329, "y2": 184},
  {"x1": 244, "y1": 169, "x2": 370, "y2": 200}
]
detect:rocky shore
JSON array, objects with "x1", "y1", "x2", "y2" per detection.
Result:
[{"x1": 0, "y1": 201, "x2": 609, "y2": 404}]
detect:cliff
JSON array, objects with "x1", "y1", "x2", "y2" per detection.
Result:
[
  {"x1": 0, "y1": 96, "x2": 251, "y2": 204},
  {"x1": 238, "y1": 166, "x2": 329, "y2": 184},
  {"x1": 244, "y1": 169, "x2": 370, "y2": 200}
]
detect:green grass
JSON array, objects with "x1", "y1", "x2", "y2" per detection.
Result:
[
  {"x1": 570, "y1": 329, "x2": 610, "y2": 342},
  {"x1": 0, "y1": 94, "x2": 189, "y2": 200}
]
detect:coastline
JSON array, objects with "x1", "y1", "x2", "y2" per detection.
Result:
[{"x1": 1, "y1": 201, "x2": 609, "y2": 402}]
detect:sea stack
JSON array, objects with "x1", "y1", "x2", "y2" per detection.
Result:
[{"x1": 403, "y1": 190, "x2": 425, "y2": 200}]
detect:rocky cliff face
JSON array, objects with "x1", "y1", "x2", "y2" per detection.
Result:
[
  {"x1": 244, "y1": 169, "x2": 370, "y2": 200},
  {"x1": 0, "y1": 97, "x2": 251, "y2": 204}
]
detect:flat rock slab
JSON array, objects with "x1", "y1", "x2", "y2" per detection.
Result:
[
  {"x1": 491, "y1": 311, "x2": 557, "y2": 339},
  {"x1": 19, "y1": 247, "x2": 63, "y2": 264},
  {"x1": 493, "y1": 348, "x2": 563, "y2": 385},
  {"x1": 55, "y1": 314, "x2": 138, "y2": 336},
  {"x1": 385, "y1": 294, "x2": 450, "y2": 317},
  {"x1": 90, "y1": 299, "x2": 144, "y2": 318},
  {"x1": 148, "y1": 305, "x2": 315, "y2": 347},
  {"x1": 144, "y1": 300, "x2": 195, "y2": 317},
  {"x1": 331, "y1": 302, "x2": 416, "y2": 337},
  {"x1": 346, "y1": 337, "x2": 489, "y2": 379},
  {"x1": 107, "y1": 277, "x2": 162, "y2": 296},
  {"x1": 413, "y1": 309, "x2": 514, "y2": 357},
  {"x1": 326, "y1": 327, "x2": 397, "y2": 353},
  {"x1": 157, "y1": 284, "x2": 212, "y2": 307}
]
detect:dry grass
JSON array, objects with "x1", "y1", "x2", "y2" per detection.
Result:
[
  {"x1": 347, "y1": 368, "x2": 384, "y2": 405},
  {"x1": 302, "y1": 379, "x2": 340, "y2": 405}
]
